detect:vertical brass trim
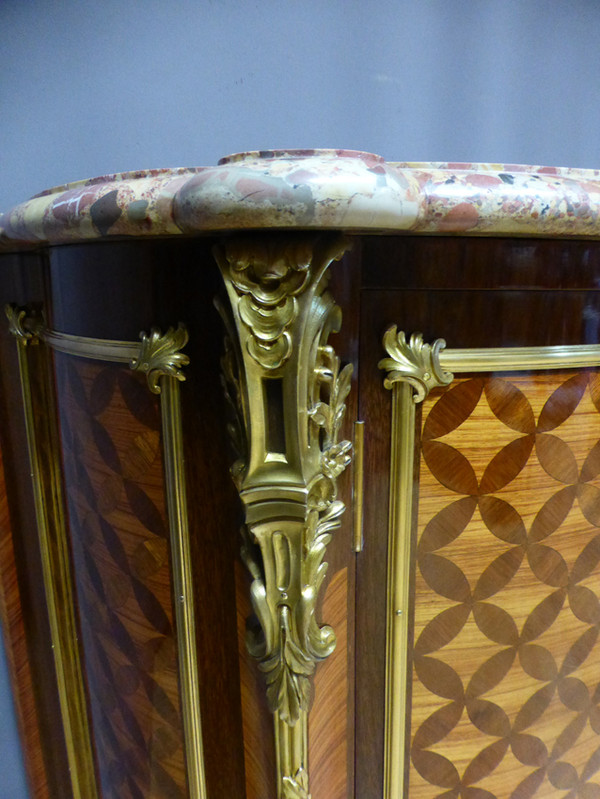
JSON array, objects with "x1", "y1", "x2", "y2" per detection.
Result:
[
  {"x1": 132, "y1": 326, "x2": 207, "y2": 799},
  {"x1": 384, "y1": 383, "x2": 416, "y2": 799},
  {"x1": 353, "y1": 421, "x2": 365, "y2": 553},
  {"x1": 379, "y1": 327, "x2": 453, "y2": 799},
  {"x1": 159, "y1": 376, "x2": 208, "y2": 799},
  {"x1": 5, "y1": 305, "x2": 99, "y2": 799}
]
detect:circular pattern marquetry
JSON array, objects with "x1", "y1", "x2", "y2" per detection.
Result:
[
  {"x1": 55, "y1": 356, "x2": 186, "y2": 799},
  {"x1": 411, "y1": 372, "x2": 600, "y2": 799}
]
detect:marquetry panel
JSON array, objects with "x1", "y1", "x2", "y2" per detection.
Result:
[
  {"x1": 410, "y1": 370, "x2": 600, "y2": 799},
  {"x1": 54, "y1": 355, "x2": 187, "y2": 799}
]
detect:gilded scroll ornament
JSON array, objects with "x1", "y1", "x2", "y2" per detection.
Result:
[
  {"x1": 222, "y1": 237, "x2": 314, "y2": 370},
  {"x1": 130, "y1": 324, "x2": 190, "y2": 393},
  {"x1": 241, "y1": 345, "x2": 351, "y2": 726},
  {"x1": 5, "y1": 303, "x2": 42, "y2": 342},
  {"x1": 379, "y1": 325, "x2": 453, "y2": 401},
  {"x1": 216, "y1": 234, "x2": 352, "y2": 798}
]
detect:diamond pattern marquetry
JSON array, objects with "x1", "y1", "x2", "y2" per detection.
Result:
[
  {"x1": 55, "y1": 355, "x2": 187, "y2": 799},
  {"x1": 410, "y1": 371, "x2": 600, "y2": 799}
]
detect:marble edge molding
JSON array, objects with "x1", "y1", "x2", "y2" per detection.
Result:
[{"x1": 3, "y1": 149, "x2": 600, "y2": 248}]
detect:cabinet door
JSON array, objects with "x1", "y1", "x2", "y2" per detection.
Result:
[
  {"x1": 0, "y1": 240, "x2": 248, "y2": 799},
  {"x1": 356, "y1": 237, "x2": 600, "y2": 799}
]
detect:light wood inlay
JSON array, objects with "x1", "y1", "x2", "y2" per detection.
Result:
[{"x1": 409, "y1": 371, "x2": 600, "y2": 798}]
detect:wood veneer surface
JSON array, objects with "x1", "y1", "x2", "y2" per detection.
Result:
[
  {"x1": 319, "y1": 247, "x2": 361, "y2": 799},
  {"x1": 356, "y1": 235, "x2": 600, "y2": 796},
  {"x1": 50, "y1": 239, "x2": 247, "y2": 797},
  {"x1": 362, "y1": 236, "x2": 600, "y2": 291},
  {"x1": 0, "y1": 441, "x2": 47, "y2": 798},
  {"x1": 309, "y1": 567, "x2": 350, "y2": 799},
  {"x1": 13, "y1": 233, "x2": 600, "y2": 798},
  {"x1": 55, "y1": 356, "x2": 187, "y2": 799},
  {"x1": 410, "y1": 371, "x2": 600, "y2": 797},
  {"x1": 235, "y1": 561, "x2": 277, "y2": 799}
]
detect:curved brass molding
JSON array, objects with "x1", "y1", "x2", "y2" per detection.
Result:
[
  {"x1": 440, "y1": 342, "x2": 600, "y2": 373},
  {"x1": 216, "y1": 233, "x2": 353, "y2": 798},
  {"x1": 42, "y1": 326, "x2": 193, "y2": 384},
  {"x1": 5, "y1": 304, "x2": 99, "y2": 799},
  {"x1": 42, "y1": 328, "x2": 139, "y2": 362},
  {"x1": 379, "y1": 328, "x2": 454, "y2": 799}
]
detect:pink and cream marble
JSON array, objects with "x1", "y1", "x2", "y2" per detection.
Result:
[{"x1": 3, "y1": 150, "x2": 600, "y2": 248}]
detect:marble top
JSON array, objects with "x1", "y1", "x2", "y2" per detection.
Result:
[{"x1": 2, "y1": 149, "x2": 600, "y2": 249}]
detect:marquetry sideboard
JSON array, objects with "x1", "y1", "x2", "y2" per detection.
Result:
[{"x1": 2, "y1": 151, "x2": 600, "y2": 799}]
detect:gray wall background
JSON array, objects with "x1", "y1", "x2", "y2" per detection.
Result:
[{"x1": 1, "y1": 0, "x2": 599, "y2": 795}]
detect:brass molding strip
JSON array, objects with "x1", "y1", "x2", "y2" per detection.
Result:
[
  {"x1": 379, "y1": 328, "x2": 452, "y2": 799},
  {"x1": 441, "y1": 343, "x2": 600, "y2": 373},
  {"x1": 42, "y1": 328, "x2": 139, "y2": 362},
  {"x1": 130, "y1": 325, "x2": 207, "y2": 799},
  {"x1": 353, "y1": 420, "x2": 365, "y2": 553},
  {"x1": 130, "y1": 326, "x2": 207, "y2": 799},
  {"x1": 5, "y1": 305, "x2": 99, "y2": 799},
  {"x1": 385, "y1": 382, "x2": 416, "y2": 799},
  {"x1": 158, "y1": 375, "x2": 208, "y2": 799}
]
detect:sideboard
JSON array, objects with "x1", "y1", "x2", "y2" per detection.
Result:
[{"x1": 2, "y1": 150, "x2": 600, "y2": 799}]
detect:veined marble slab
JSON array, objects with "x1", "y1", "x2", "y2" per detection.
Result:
[{"x1": 2, "y1": 150, "x2": 600, "y2": 247}]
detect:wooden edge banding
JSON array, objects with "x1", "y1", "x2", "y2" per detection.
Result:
[
  {"x1": 235, "y1": 560, "x2": 276, "y2": 799},
  {"x1": 309, "y1": 567, "x2": 349, "y2": 799},
  {"x1": 159, "y1": 375, "x2": 208, "y2": 799},
  {"x1": 0, "y1": 445, "x2": 48, "y2": 798}
]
